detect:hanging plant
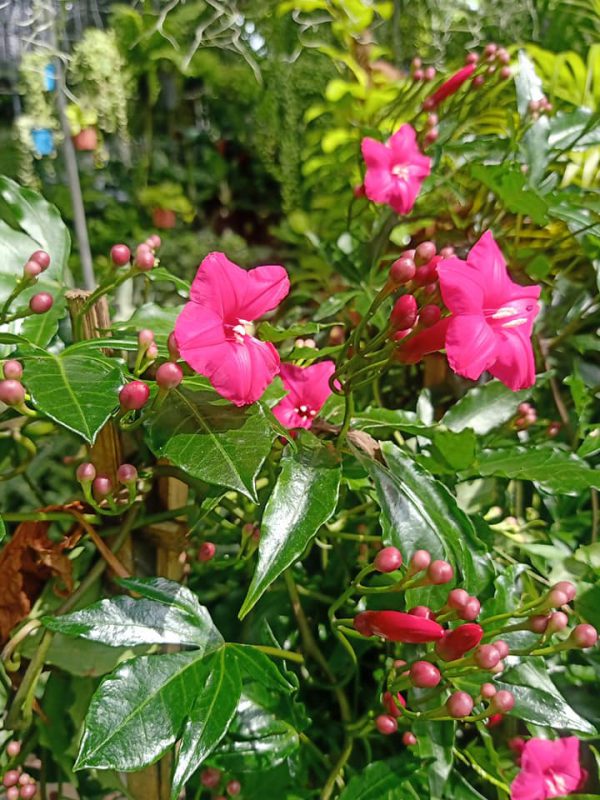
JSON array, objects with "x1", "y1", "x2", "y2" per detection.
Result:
[
  {"x1": 17, "y1": 52, "x2": 60, "y2": 163},
  {"x1": 68, "y1": 29, "x2": 130, "y2": 139},
  {"x1": 65, "y1": 104, "x2": 99, "y2": 151},
  {"x1": 137, "y1": 182, "x2": 196, "y2": 228}
]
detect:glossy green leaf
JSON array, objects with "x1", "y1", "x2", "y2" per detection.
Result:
[
  {"x1": 413, "y1": 720, "x2": 454, "y2": 799},
  {"x1": 239, "y1": 432, "x2": 341, "y2": 618},
  {"x1": 43, "y1": 595, "x2": 223, "y2": 652},
  {"x1": 21, "y1": 351, "x2": 123, "y2": 444},
  {"x1": 117, "y1": 577, "x2": 214, "y2": 622},
  {"x1": 431, "y1": 428, "x2": 476, "y2": 471},
  {"x1": 442, "y1": 380, "x2": 532, "y2": 436},
  {"x1": 339, "y1": 756, "x2": 421, "y2": 799},
  {"x1": 75, "y1": 651, "x2": 209, "y2": 770},
  {"x1": 171, "y1": 647, "x2": 241, "y2": 799},
  {"x1": 0, "y1": 516, "x2": 5, "y2": 544},
  {"x1": 496, "y1": 657, "x2": 596, "y2": 734},
  {"x1": 258, "y1": 320, "x2": 325, "y2": 342},
  {"x1": 469, "y1": 446, "x2": 600, "y2": 494},
  {"x1": 229, "y1": 644, "x2": 295, "y2": 692},
  {"x1": 471, "y1": 164, "x2": 548, "y2": 225},
  {"x1": 144, "y1": 381, "x2": 276, "y2": 501}
]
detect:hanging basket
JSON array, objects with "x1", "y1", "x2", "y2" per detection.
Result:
[
  {"x1": 31, "y1": 128, "x2": 54, "y2": 157},
  {"x1": 43, "y1": 63, "x2": 57, "y2": 92}
]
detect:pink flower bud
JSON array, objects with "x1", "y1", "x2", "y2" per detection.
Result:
[
  {"x1": 459, "y1": 597, "x2": 481, "y2": 621},
  {"x1": 547, "y1": 611, "x2": 568, "y2": 634},
  {"x1": 509, "y1": 736, "x2": 526, "y2": 755},
  {"x1": 353, "y1": 184, "x2": 366, "y2": 198},
  {"x1": 472, "y1": 75, "x2": 485, "y2": 88},
  {"x1": 23, "y1": 260, "x2": 42, "y2": 278},
  {"x1": 110, "y1": 244, "x2": 131, "y2": 266},
  {"x1": 18, "y1": 774, "x2": 33, "y2": 786},
  {"x1": 427, "y1": 560, "x2": 454, "y2": 585},
  {"x1": 474, "y1": 644, "x2": 501, "y2": 669},
  {"x1": 20, "y1": 784, "x2": 36, "y2": 799},
  {"x1": 117, "y1": 463, "x2": 138, "y2": 484},
  {"x1": 30, "y1": 250, "x2": 50, "y2": 269},
  {"x1": 353, "y1": 610, "x2": 444, "y2": 643},
  {"x1": 529, "y1": 614, "x2": 550, "y2": 633},
  {"x1": 409, "y1": 605, "x2": 435, "y2": 619},
  {"x1": 3, "y1": 771, "x2": 20, "y2": 788},
  {"x1": 486, "y1": 712, "x2": 504, "y2": 727},
  {"x1": 93, "y1": 475, "x2": 113, "y2": 498},
  {"x1": 493, "y1": 640, "x2": 509, "y2": 659},
  {"x1": 484, "y1": 43, "x2": 497, "y2": 56},
  {"x1": 6, "y1": 741, "x2": 20, "y2": 758},
  {"x1": 410, "y1": 660, "x2": 441, "y2": 688},
  {"x1": 423, "y1": 66, "x2": 436, "y2": 81},
  {"x1": 147, "y1": 234, "x2": 162, "y2": 250},
  {"x1": 375, "y1": 714, "x2": 397, "y2": 735},
  {"x1": 29, "y1": 292, "x2": 53, "y2": 314},
  {"x1": 413, "y1": 69, "x2": 424, "y2": 81},
  {"x1": 391, "y1": 294, "x2": 418, "y2": 331},
  {"x1": 3, "y1": 360, "x2": 23, "y2": 380},
  {"x1": 414, "y1": 256, "x2": 441, "y2": 285},
  {"x1": 552, "y1": 581, "x2": 576, "y2": 602},
  {"x1": 135, "y1": 248, "x2": 155, "y2": 271},
  {"x1": 570, "y1": 624, "x2": 598, "y2": 649},
  {"x1": 412, "y1": 57, "x2": 422, "y2": 70},
  {"x1": 447, "y1": 588, "x2": 469, "y2": 610},
  {"x1": 446, "y1": 691, "x2": 474, "y2": 718},
  {"x1": 436, "y1": 623, "x2": 484, "y2": 661},
  {"x1": 6, "y1": 787, "x2": 19, "y2": 800},
  {"x1": 490, "y1": 660, "x2": 505, "y2": 674},
  {"x1": 500, "y1": 66, "x2": 512, "y2": 80},
  {"x1": 424, "y1": 129, "x2": 439, "y2": 146},
  {"x1": 547, "y1": 422, "x2": 561, "y2": 437},
  {"x1": 410, "y1": 549, "x2": 431, "y2": 573},
  {"x1": 226, "y1": 780, "x2": 241, "y2": 796},
  {"x1": 481, "y1": 682, "x2": 496, "y2": 699},
  {"x1": 138, "y1": 329, "x2": 155, "y2": 347},
  {"x1": 546, "y1": 588, "x2": 569, "y2": 608},
  {"x1": 420, "y1": 304, "x2": 441, "y2": 327},
  {"x1": 426, "y1": 113, "x2": 438, "y2": 128},
  {"x1": 156, "y1": 362, "x2": 183, "y2": 390},
  {"x1": 402, "y1": 731, "x2": 417, "y2": 746},
  {"x1": 382, "y1": 690, "x2": 406, "y2": 717},
  {"x1": 491, "y1": 689, "x2": 515, "y2": 713},
  {"x1": 200, "y1": 768, "x2": 222, "y2": 788},
  {"x1": 76, "y1": 462, "x2": 96, "y2": 483},
  {"x1": 497, "y1": 49, "x2": 510, "y2": 64},
  {"x1": 198, "y1": 542, "x2": 216, "y2": 562},
  {"x1": 374, "y1": 546, "x2": 402, "y2": 573},
  {"x1": 415, "y1": 241, "x2": 437, "y2": 265},
  {"x1": 389, "y1": 257, "x2": 416, "y2": 285},
  {"x1": 146, "y1": 343, "x2": 158, "y2": 361},
  {"x1": 0, "y1": 380, "x2": 25, "y2": 406},
  {"x1": 440, "y1": 246, "x2": 455, "y2": 258},
  {"x1": 465, "y1": 53, "x2": 479, "y2": 64},
  {"x1": 167, "y1": 332, "x2": 180, "y2": 361},
  {"x1": 119, "y1": 381, "x2": 150, "y2": 411}
]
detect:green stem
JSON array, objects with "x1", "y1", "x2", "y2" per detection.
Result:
[
  {"x1": 252, "y1": 645, "x2": 304, "y2": 664},
  {"x1": 321, "y1": 737, "x2": 353, "y2": 800},
  {"x1": 337, "y1": 390, "x2": 355, "y2": 448}
]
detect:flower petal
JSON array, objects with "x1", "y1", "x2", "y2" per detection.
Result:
[
  {"x1": 364, "y1": 167, "x2": 395, "y2": 205},
  {"x1": 396, "y1": 317, "x2": 450, "y2": 363},
  {"x1": 488, "y1": 325, "x2": 536, "y2": 390},
  {"x1": 510, "y1": 767, "x2": 547, "y2": 800},
  {"x1": 445, "y1": 314, "x2": 498, "y2": 381},
  {"x1": 174, "y1": 302, "x2": 227, "y2": 352},
  {"x1": 240, "y1": 265, "x2": 290, "y2": 320},
  {"x1": 280, "y1": 361, "x2": 335, "y2": 412},
  {"x1": 272, "y1": 396, "x2": 313, "y2": 430},
  {"x1": 466, "y1": 231, "x2": 514, "y2": 305},
  {"x1": 361, "y1": 137, "x2": 391, "y2": 170},
  {"x1": 388, "y1": 124, "x2": 418, "y2": 161},
  {"x1": 438, "y1": 258, "x2": 486, "y2": 314}
]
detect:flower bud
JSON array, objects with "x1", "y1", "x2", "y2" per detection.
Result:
[
  {"x1": 569, "y1": 623, "x2": 598, "y2": 649},
  {"x1": 427, "y1": 560, "x2": 454, "y2": 585},
  {"x1": 402, "y1": 731, "x2": 417, "y2": 746},
  {"x1": 490, "y1": 660, "x2": 505, "y2": 674},
  {"x1": 409, "y1": 605, "x2": 435, "y2": 619},
  {"x1": 3, "y1": 360, "x2": 23, "y2": 380},
  {"x1": 500, "y1": 66, "x2": 512, "y2": 80},
  {"x1": 6, "y1": 741, "x2": 20, "y2": 758},
  {"x1": 410, "y1": 549, "x2": 431, "y2": 572},
  {"x1": 198, "y1": 541, "x2": 216, "y2": 562},
  {"x1": 447, "y1": 588, "x2": 469, "y2": 610},
  {"x1": 93, "y1": 475, "x2": 113, "y2": 498},
  {"x1": 491, "y1": 689, "x2": 515, "y2": 713},
  {"x1": 472, "y1": 75, "x2": 485, "y2": 88},
  {"x1": 546, "y1": 587, "x2": 569, "y2": 608},
  {"x1": 138, "y1": 329, "x2": 155, "y2": 347},
  {"x1": 3, "y1": 771, "x2": 20, "y2": 788},
  {"x1": 119, "y1": 381, "x2": 150, "y2": 411},
  {"x1": 156, "y1": 362, "x2": 183, "y2": 390},
  {"x1": 552, "y1": 581, "x2": 576, "y2": 602},
  {"x1": 415, "y1": 241, "x2": 437, "y2": 265},
  {"x1": 23, "y1": 260, "x2": 42, "y2": 278},
  {"x1": 117, "y1": 463, "x2": 138, "y2": 484},
  {"x1": 547, "y1": 422, "x2": 561, "y2": 437},
  {"x1": 446, "y1": 691, "x2": 474, "y2": 718},
  {"x1": 76, "y1": 462, "x2": 96, "y2": 483},
  {"x1": 474, "y1": 644, "x2": 501, "y2": 669},
  {"x1": 484, "y1": 43, "x2": 497, "y2": 56},
  {"x1": 424, "y1": 129, "x2": 439, "y2": 146},
  {"x1": 353, "y1": 610, "x2": 444, "y2": 643},
  {"x1": 227, "y1": 780, "x2": 241, "y2": 796},
  {"x1": 382, "y1": 690, "x2": 406, "y2": 718},
  {"x1": 389, "y1": 257, "x2": 416, "y2": 285},
  {"x1": 146, "y1": 343, "x2": 159, "y2": 361},
  {"x1": 0, "y1": 380, "x2": 25, "y2": 407},
  {"x1": 509, "y1": 736, "x2": 526, "y2": 755},
  {"x1": 493, "y1": 639, "x2": 509, "y2": 659},
  {"x1": 411, "y1": 57, "x2": 422, "y2": 70},
  {"x1": 410, "y1": 660, "x2": 441, "y2": 688},
  {"x1": 29, "y1": 292, "x2": 53, "y2": 314},
  {"x1": 436, "y1": 623, "x2": 484, "y2": 661},
  {"x1": 426, "y1": 113, "x2": 438, "y2": 128},
  {"x1": 486, "y1": 712, "x2": 504, "y2": 727},
  {"x1": 352, "y1": 183, "x2": 366, "y2": 198},
  {"x1": 110, "y1": 244, "x2": 131, "y2": 266},
  {"x1": 200, "y1": 768, "x2": 221, "y2": 788},
  {"x1": 459, "y1": 597, "x2": 481, "y2": 621},
  {"x1": 440, "y1": 246, "x2": 455, "y2": 258},
  {"x1": 30, "y1": 249, "x2": 51, "y2": 269},
  {"x1": 480, "y1": 682, "x2": 496, "y2": 699},
  {"x1": 413, "y1": 69, "x2": 424, "y2": 81},
  {"x1": 465, "y1": 53, "x2": 479, "y2": 64},
  {"x1": 6, "y1": 787, "x2": 19, "y2": 800},
  {"x1": 374, "y1": 546, "x2": 402, "y2": 573},
  {"x1": 546, "y1": 611, "x2": 568, "y2": 634},
  {"x1": 135, "y1": 247, "x2": 155, "y2": 271},
  {"x1": 375, "y1": 714, "x2": 397, "y2": 735},
  {"x1": 528, "y1": 614, "x2": 550, "y2": 633},
  {"x1": 167, "y1": 332, "x2": 180, "y2": 361},
  {"x1": 147, "y1": 234, "x2": 162, "y2": 250},
  {"x1": 423, "y1": 66, "x2": 436, "y2": 81},
  {"x1": 391, "y1": 294, "x2": 418, "y2": 331},
  {"x1": 420, "y1": 304, "x2": 441, "y2": 327},
  {"x1": 20, "y1": 785, "x2": 37, "y2": 800}
]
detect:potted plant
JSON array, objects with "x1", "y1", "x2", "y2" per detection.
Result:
[
  {"x1": 17, "y1": 52, "x2": 59, "y2": 158},
  {"x1": 138, "y1": 182, "x2": 195, "y2": 229},
  {"x1": 66, "y1": 104, "x2": 99, "y2": 151}
]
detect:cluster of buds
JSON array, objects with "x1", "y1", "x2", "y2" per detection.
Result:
[
  {"x1": 200, "y1": 767, "x2": 241, "y2": 797},
  {"x1": 345, "y1": 548, "x2": 597, "y2": 732},
  {"x1": 514, "y1": 401, "x2": 537, "y2": 429},
  {"x1": 1, "y1": 742, "x2": 36, "y2": 800},
  {"x1": 0, "y1": 360, "x2": 26, "y2": 410},
  {"x1": 110, "y1": 234, "x2": 161, "y2": 272},
  {"x1": 0, "y1": 250, "x2": 54, "y2": 327},
  {"x1": 387, "y1": 240, "x2": 453, "y2": 341},
  {"x1": 528, "y1": 96, "x2": 553, "y2": 118},
  {"x1": 124, "y1": 329, "x2": 183, "y2": 405},
  {"x1": 76, "y1": 461, "x2": 139, "y2": 511}
]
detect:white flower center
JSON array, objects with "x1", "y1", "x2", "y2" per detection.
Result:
[
  {"x1": 544, "y1": 771, "x2": 568, "y2": 797},
  {"x1": 226, "y1": 319, "x2": 255, "y2": 343},
  {"x1": 294, "y1": 404, "x2": 317, "y2": 418},
  {"x1": 391, "y1": 163, "x2": 410, "y2": 180}
]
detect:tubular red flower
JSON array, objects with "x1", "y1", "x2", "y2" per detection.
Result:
[
  {"x1": 435, "y1": 622, "x2": 484, "y2": 661},
  {"x1": 354, "y1": 610, "x2": 444, "y2": 643},
  {"x1": 426, "y1": 64, "x2": 476, "y2": 107}
]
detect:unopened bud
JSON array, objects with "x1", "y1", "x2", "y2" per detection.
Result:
[
  {"x1": 569, "y1": 624, "x2": 598, "y2": 649},
  {"x1": 0, "y1": 380, "x2": 25, "y2": 406},
  {"x1": 138, "y1": 329, "x2": 155, "y2": 347},
  {"x1": 24, "y1": 260, "x2": 42, "y2": 278},
  {"x1": 391, "y1": 294, "x2": 418, "y2": 330},
  {"x1": 459, "y1": 597, "x2": 481, "y2": 621},
  {"x1": 117, "y1": 463, "x2": 138, "y2": 484},
  {"x1": 374, "y1": 546, "x2": 402, "y2": 573},
  {"x1": 93, "y1": 476, "x2": 113, "y2": 498},
  {"x1": 30, "y1": 250, "x2": 51, "y2": 269},
  {"x1": 6, "y1": 741, "x2": 20, "y2": 758},
  {"x1": 389, "y1": 257, "x2": 416, "y2": 285},
  {"x1": 409, "y1": 660, "x2": 441, "y2": 688},
  {"x1": 135, "y1": 247, "x2": 155, "y2": 271},
  {"x1": 427, "y1": 560, "x2": 454, "y2": 585},
  {"x1": 226, "y1": 780, "x2": 241, "y2": 796},
  {"x1": 474, "y1": 644, "x2": 501, "y2": 669},
  {"x1": 491, "y1": 689, "x2": 515, "y2": 713},
  {"x1": 375, "y1": 714, "x2": 397, "y2": 735},
  {"x1": 198, "y1": 542, "x2": 216, "y2": 562},
  {"x1": 119, "y1": 381, "x2": 150, "y2": 411},
  {"x1": 29, "y1": 292, "x2": 53, "y2": 314},
  {"x1": 481, "y1": 682, "x2": 496, "y2": 699},
  {"x1": 447, "y1": 691, "x2": 474, "y2": 718},
  {"x1": 420, "y1": 304, "x2": 441, "y2": 327},
  {"x1": 552, "y1": 581, "x2": 576, "y2": 602},
  {"x1": 409, "y1": 549, "x2": 431, "y2": 573},
  {"x1": 110, "y1": 244, "x2": 131, "y2": 266},
  {"x1": 402, "y1": 731, "x2": 417, "y2": 746},
  {"x1": 156, "y1": 362, "x2": 183, "y2": 390},
  {"x1": 167, "y1": 332, "x2": 180, "y2": 361},
  {"x1": 3, "y1": 360, "x2": 23, "y2": 380},
  {"x1": 200, "y1": 768, "x2": 221, "y2": 788},
  {"x1": 76, "y1": 462, "x2": 96, "y2": 483},
  {"x1": 415, "y1": 241, "x2": 437, "y2": 265}
]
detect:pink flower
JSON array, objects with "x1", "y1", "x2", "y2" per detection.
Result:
[
  {"x1": 425, "y1": 64, "x2": 476, "y2": 108},
  {"x1": 361, "y1": 125, "x2": 431, "y2": 215},
  {"x1": 174, "y1": 252, "x2": 290, "y2": 406},
  {"x1": 272, "y1": 361, "x2": 335, "y2": 430},
  {"x1": 397, "y1": 232, "x2": 540, "y2": 391},
  {"x1": 511, "y1": 737, "x2": 587, "y2": 800}
]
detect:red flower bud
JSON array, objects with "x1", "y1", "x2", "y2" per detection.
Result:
[
  {"x1": 465, "y1": 53, "x2": 479, "y2": 64},
  {"x1": 491, "y1": 689, "x2": 515, "y2": 713},
  {"x1": 138, "y1": 329, "x2": 155, "y2": 347},
  {"x1": 93, "y1": 475, "x2": 113, "y2": 498},
  {"x1": 509, "y1": 736, "x2": 525, "y2": 755},
  {"x1": 6, "y1": 787, "x2": 19, "y2": 800},
  {"x1": 529, "y1": 614, "x2": 550, "y2": 633},
  {"x1": 474, "y1": 644, "x2": 501, "y2": 669},
  {"x1": 410, "y1": 660, "x2": 441, "y2": 688},
  {"x1": 375, "y1": 714, "x2": 397, "y2": 735},
  {"x1": 420, "y1": 304, "x2": 441, "y2": 327},
  {"x1": 3, "y1": 360, "x2": 23, "y2": 380},
  {"x1": 29, "y1": 292, "x2": 53, "y2": 314},
  {"x1": 435, "y1": 623, "x2": 484, "y2": 661},
  {"x1": 0, "y1": 380, "x2": 25, "y2": 407},
  {"x1": 440, "y1": 246, "x2": 455, "y2": 258},
  {"x1": 446, "y1": 690, "x2": 474, "y2": 718},
  {"x1": 427, "y1": 560, "x2": 454, "y2": 585},
  {"x1": 547, "y1": 611, "x2": 568, "y2": 633},
  {"x1": 110, "y1": 244, "x2": 131, "y2": 266},
  {"x1": 494, "y1": 639, "x2": 509, "y2": 658},
  {"x1": 24, "y1": 260, "x2": 42, "y2": 278},
  {"x1": 500, "y1": 66, "x2": 512, "y2": 80},
  {"x1": 167, "y1": 331, "x2": 180, "y2": 361},
  {"x1": 147, "y1": 234, "x2": 162, "y2": 250},
  {"x1": 76, "y1": 462, "x2": 96, "y2": 483},
  {"x1": 353, "y1": 610, "x2": 444, "y2": 643},
  {"x1": 227, "y1": 780, "x2": 241, "y2": 796},
  {"x1": 391, "y1": 294, "x2": 418, "y2": 331},
  {"x1": 423, "y1": 66, "x2": 436, "y2": 81},
  {"x1": 415, "y1": 241, "x2": 437, "y2": 265},
  {"x1": 135, "y1": 248, "x2": 155, "y2": 271},
  {"x1": 30, "y1": 250, "x2": 51, "y2": 269},
  {"x1": 402, "y1": 731, "x2": 417, "y2": 746},
  {"x1": 552, "y1": 581, "x2": 576, "y2": 602},
  {"x1": 409, "y1": 605, "x2": 435, "y2": 619},
  {"x1": 374, "y1": 546, "x2": 402, "y2": 573},
  {"x1": 119, "y1": 381, "x2": 150, "y2": 411},
  {"x1": 459, "y1": 597, "x2": 481, "y2": 621},
  {"x1": 484, "y1": 43, "x2": 497, "y2": 56},
  {"x1": 472, "y1": 75, "x2": 485, "y2": 88},
  {"x1": 156, "y1": 362, "x2": 183, "y2": 390},
  {"x1": 570, "y1": 624, "x2": 598, "y2": 649},
  {"x1": 425, "y1": 64, "x2": 476, "y2": 108},
  {"x1": 486, "y1": 712, "x2": 504, "y2": 727},
  {"x1": 410, "y1": 549, "x2": 431, "y2": 572},
  {"x1": 481, "y1": 682, "x2": 496, "y2": 699},
  {"x1": 389, "y1": 256, "x2": 416, "y2": 285},
  {"x1": 413, "y1": 69, "x2": 424, "y2": 81},
  {"x1": 3, "y1": 771, "x2": 19, "y2": 788},
  {"x1": 200, "y1": 768, "x2": 221, "y2": 788},
  {"x1": 117, "y1": 463, "x2": 138, "y2": 484},
  {"x1": 447, "y1": 588, "x2": 469, "y2": 610},
  {"x1": 382, "y1": 691, "x2": 406, "y2": 718},
  {"x1": 198, "y1": 541, "x2": 216, "y2": 562}
]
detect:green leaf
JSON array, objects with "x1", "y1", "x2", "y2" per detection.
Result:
[
  {"x1": 442, "y1": 380, "x2": 532, "y2": 435},
  {"x1": 43, "y1": 595, "x2": 223, "y2": 652},
  {"x1": 0, "y1": 516, "x2": 5, "y2": 544},
  {"x1": 0, "y1": 176, "x2": 70, "y2": 303},
  {"x1": 144, "y1": 382, "x2": 276, "y2": 501},
  {"x1": 258, "y1": 321, "x2": 327, "y2": 343},
  {"x1": 21, "y1": 351, "x2": 124, "y2": 444},
  {"x1": 229, "y1": 644, "x2": 294, "y2": 692},
  {"x1": 471, "y1": 164, "x2": 548, "y2": 225},
  {"x1": 75, "y1": 651, "x2": 209, "y2": 770},
  {"x1": 515, "y1": 50, "x2": 550, "y2": 184},
  {"x1": 117, "y1": 577, "x2": 214, "y2": 623},
  {"x1": 430, "y1": 428, "x2": 476, "y2": 471},
  {"x1": 114, "y1": 303, "x2": 180, "y2": 337},
  {"x1": 239, "y1": 432, "x2": 341, "y2": 618},
  {"x1": 365, "y1": 443, "x2": 489, "y2": 593},
  {"x1": 496, "y1": 657, "x2": 596, "y2": 734},
  {"x1": 171, "y1": 647, "x2": 241, "y2": 800},
  {"x1": 413, "y1": 720, "x2": 454, "y2": 799},
  {"x1": 339, "y1": 756, "x2": 421, "y2": 799},
  {"x1": 469, "y1": 446, "x2": 600, "y2": 494}
]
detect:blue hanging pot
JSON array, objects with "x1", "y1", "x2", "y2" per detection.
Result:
[
  {"x1": 43, "y1": 63, "x2": 57, "y2": 91},
  {"x1": 31, "y1": 128, "x2": 54, "y2": 156}
]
